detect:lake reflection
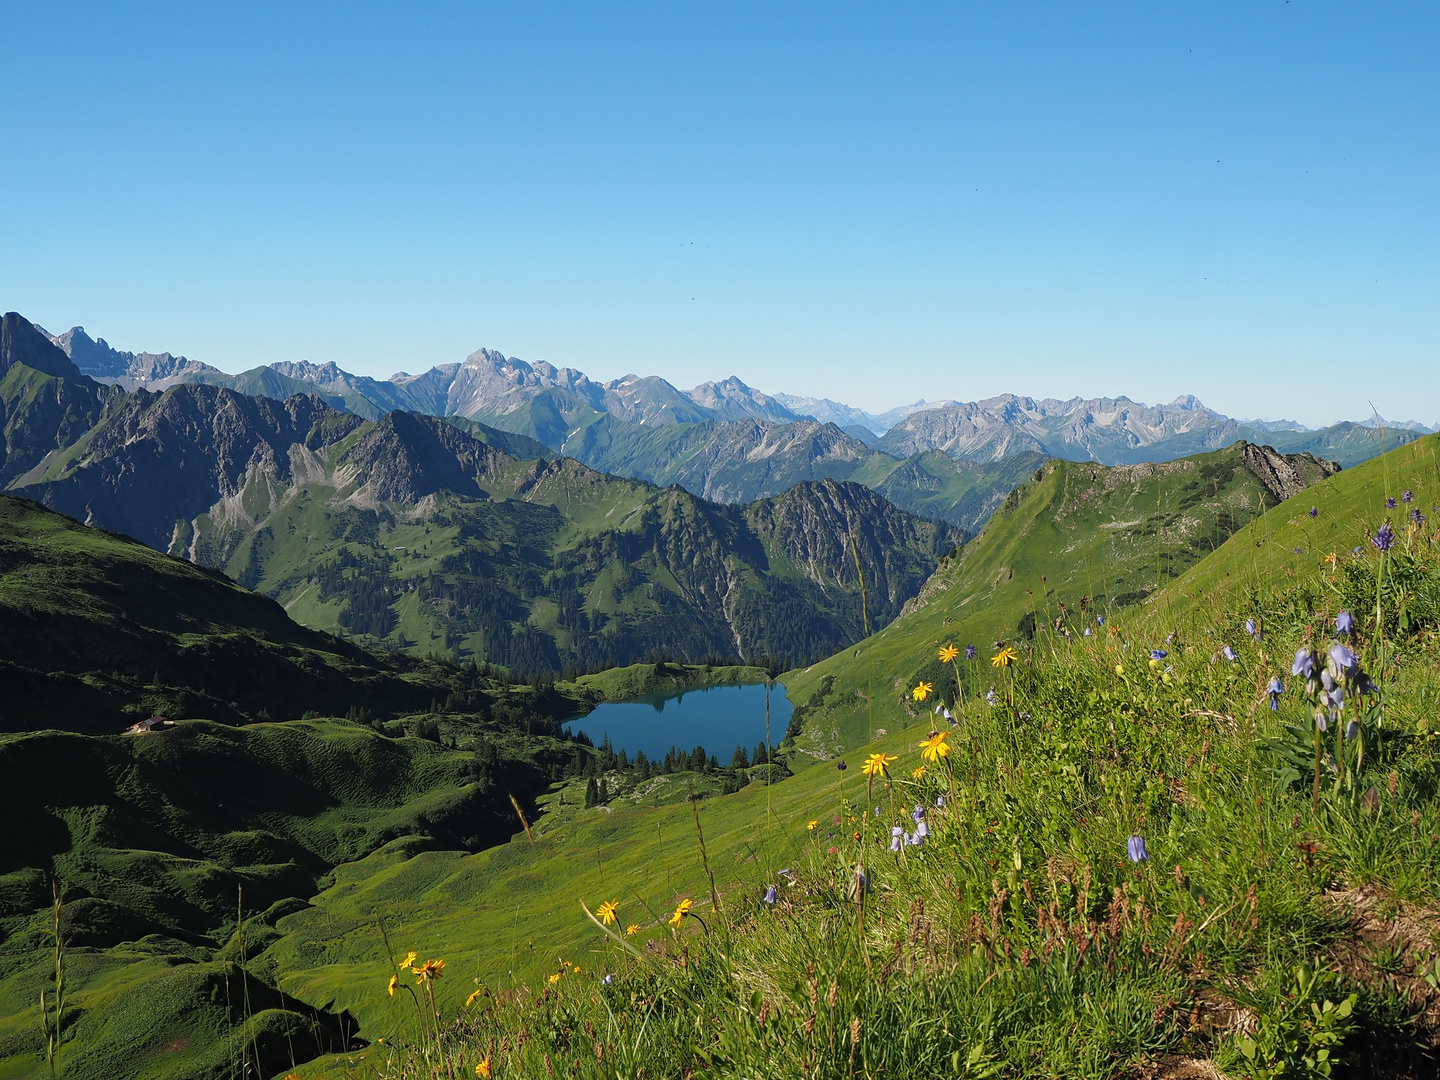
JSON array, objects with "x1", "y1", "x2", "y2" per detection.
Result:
[{"x1": 564, "y1": 682, "x2": 793, "y2": 761}]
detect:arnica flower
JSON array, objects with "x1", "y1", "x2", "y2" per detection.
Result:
[
  {"x1": 548, "y1": 971, "x2": 562, "y2": 985},
  {"x1": 476, "y1": 1058, "x2": 492, "y2": 1079},
  {"x1": 1386, "y1": 496, "x2": 1398, "y2": 509},
  {"x1": 992, "y1": 646, "x2": 1019, "y2": 668},
  {"x1": 1126, "y1": 835, "x2": 1149, "y2": 863},
  {"x1": 1267, "y1": 675, "x2": 1284, "y2": 711},
  {"x1": 918, "y1": 731, "x2": 950, "y2": 762},
  {"x1": 1309, "y1": 506, "x2": 1319, "y2": 518},
  {"x1": 597, "y1": 899, "x2": 619, "y2": 926},
  {"x1": 807, "y1": 819, "x2": 819, "y2": 830},
  {"x1": 912, "y1": 681, "x2": 934, "y2": 701},
  {"x1": 399, "y1": 950, "x2": 418, "y2": 970},
  {"x1": 1222, "y1": 645, "x2": 1237, "y2": 662},
  {"x1": 1336, "y1": 611, "x2": 1354, "y2": 636},
  {"x1": 414, "y1": 959, "x2": 445, "y2": 983},
  {"x1": 625, "y1": 923, "x2": 641, "y2": 937},
  {"x1": 763, "y1": 885, "x2": 778, "y2": 905},
  {"x1": 669, "y1": 898, "x2": 693, "y2": 928},
  {"x1": 1403, "y1": 490, "x2": 1414, "y2": 503},
  {"x1": 387, "y1": 974, "x2": 398, "y2": 997},
  {"x1": 862, "y1": 753, "x2": 897, "y2": 778},
  {"x1": 1373, "y1": 522, "x2": 1395, "y2": 552},
  {"x1": 1292, "y1": 648, "x2": 1315, "y2": 679},
  {"x1": 890, "y1": 826, "x2": 904, "y2": 853},
  {"x1": 938, "y1": 644, "x2": 960, "y2": 663},
  {"x1": 466, "y1": 988, "x2": 483, "y2": 1008},
  {"x1": 911, "y1": 765, "x2": 927, "y2": 779},
  {"x1": 1150, "y1": 649, "x2": 1168, "y2": 661},
  {"x1": 965, "y1": 644, "x2": 977, "y2": 659}
]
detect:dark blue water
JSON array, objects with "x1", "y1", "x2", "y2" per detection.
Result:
[{"x1": 564, "y1": 682, "x2": 793, "y2": 762}]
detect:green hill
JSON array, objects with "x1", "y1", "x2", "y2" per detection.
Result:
[
  {"x1": 779, "y1": 440, "x2": 1338, "y2": 753},
  {"x1": 0, "y1": 494, "x2": 461, "y2": 732}
]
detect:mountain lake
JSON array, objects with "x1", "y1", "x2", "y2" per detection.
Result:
[{"x1": 564, "y1": 681, "x2": 793, "y2": 761}]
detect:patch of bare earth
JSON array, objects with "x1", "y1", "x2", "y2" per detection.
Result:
[{"x1": 1325, "y1": 884, "x2": 1440, "y2": 1042}]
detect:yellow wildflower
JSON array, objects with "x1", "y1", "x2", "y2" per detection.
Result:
[
  {"x1": 398, "y1": 950, "x2": 418, "y2": 970},
  {"x1": 548, "y1": 971, "x2": 562, "y2": 985},
  {"x1": 387, "y1": 974, "x2": 398, "y2": 997},
  {"x1": 911, "y1": 765, "x2": 927, "y2": 779},
  {"x1": 861, "y1": 753, "x2": 897, "y2": 778},
  {"x1": 807, "y1": 819, "x2": 819, "y2": 830},
  {"x1": 625, "y1": 923, "x2": 641, "y2": 937},
  {"x1": 938, "y1": 644, "x2": 960, "y2": 663},
  {"x1": 465, "y1": 988, "x2": 483, "y2": 1007},
  {"x1": 991, "y1": 646, "x2": 1018, "y2": 668},
  {"x1": 597, "y1": 899, "x2": 619, "y2": 926},
  {"x1": 669, "y1": 898, "x2": 693, "y2": 928},
  {"x1": 912, "y1": 681, "x2": 934, "y2": 701},
  {"x1": 413, "y1": 958, "x2": 445, "y2": 982},
  {"x1": 477, "y1": 1058, "x2": 493, "y2": 1079},
  {"x1": 918, "y1": 731, "x2": 950, "y2": 763}
]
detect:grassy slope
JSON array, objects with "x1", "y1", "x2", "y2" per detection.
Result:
[
  {"x1": 0, "y1": 495, "x2": 450, "y2": 732},
  {"x1": 1153, "y1": 432, "x2": 1440, "y2": 618},
  {"x1": 278, "y1": 434, "x2": 1440, "y2": 1079},
  {"x1": 265, "y1": 724, "x2": 918, "y2": 1075},
  {"x1": 0, "y1": 717, "x2": 576, "y2": 1080},
  {"x1": 780, "y1": 442, "x2": 1329, "y2": 753}
]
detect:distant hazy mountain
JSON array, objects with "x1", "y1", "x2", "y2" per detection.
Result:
[
  {"x1": 563, "y1": 414, "x2": 1045, "y2": 532},
  {"x1": 771, "y1": 394, "x2": 959, "y2": 434},
  {"x1": 874, "y1": 394, "x2": 1425, "y2": 470},
  {"x1": 44, "y1": 324, "x2": 228, "y2": 389}
]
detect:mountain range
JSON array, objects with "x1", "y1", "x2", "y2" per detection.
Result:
[
  {"x1": 3, "y1": 314, "x2": 960, "y2": 671},
  {"x1": 45, "y1": 323, "x2": 1429, "y2": 481}
]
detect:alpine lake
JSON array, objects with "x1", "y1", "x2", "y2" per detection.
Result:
[{"x1": 564, "y1": 681, "x2": 793, "y2": 761}]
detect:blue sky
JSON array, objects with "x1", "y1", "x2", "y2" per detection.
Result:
[{"x1": 2, "y1": 3, "x2": 1435, "y2": 426}]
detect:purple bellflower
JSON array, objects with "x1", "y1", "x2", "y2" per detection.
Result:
[
  {"x1": 1127, "y1": 835, "x2": 1148, "y2": 863},
  {"x1": 1267, "y1": 675, "x2": 1284, "y2": 711},
  {"x1": 1336, "y1": 611, "x2": 1354, "y2": 635}
]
